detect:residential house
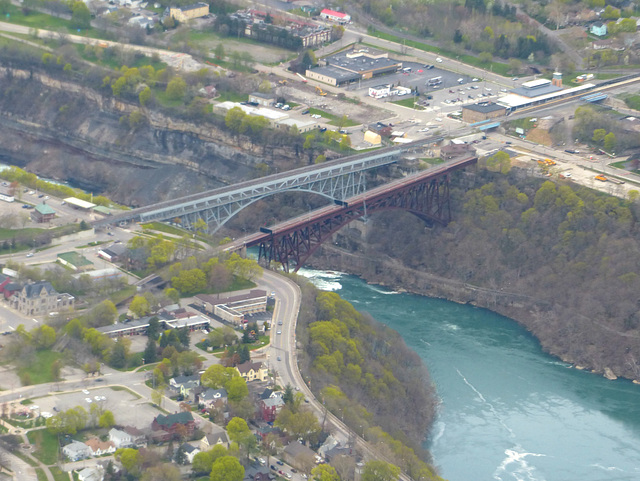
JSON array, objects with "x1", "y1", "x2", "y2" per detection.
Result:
[
  {"x1": 244, "y1": 465, "x2": 270, "y2": 481},
  {"x1": 108, "y1": 427, "x2": 146, "y2": 448},
  {"x1": 282, "y1": 441, "x2": 317, "y2": 469},
  {"x1": 199, "y1": 85, "x2": 217, "y2": 98},
  {"x1": 319, "y1": 8, "x2": 351, "y2": 24},
  {"x1": 199, "y1": 429, "x2": 229, "y2": 450},
  {"x1": 85, "y1": 438, "x2": 116, "y2": 457},
  {"x1": 590, "y1": 22, "x2": 607, "y2": 36},
  {"x1": 180, "y1": 443, "x2": 200, "y2": 463},
  {"x1": 198, "y1": 388, "x2": 227, "y2": 410},
  {"x1": 256, "y1": 425, "x2": 281, "y2": 443},
  {"x1": 12, "y1": 281, "x2": 74, "y2": 316},
  {"x1": 77, "y1": 466, "x2": 104, "y2": 481},
  {"x1": 260, "y1": 396, "x2": 285, "y2": 422},
  {"x1": 63, "y1": 440, "x2": 92, "y2": 461},
  {"x1": 235, "y1": 361, "x2": 268, "y2": 382},
  {"x1": 31, "y1": 202, "x2": 55, "y2": 223},
  {"x1": 170, "y1": 374, "x2": 200, "y2": 399},
  {"x1": 151, "y1": 411, "x2": 196, "y2": 441}
]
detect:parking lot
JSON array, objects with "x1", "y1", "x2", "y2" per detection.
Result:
[{"x1": 27, "y1": 386, "x2": 162, "y2": 429}]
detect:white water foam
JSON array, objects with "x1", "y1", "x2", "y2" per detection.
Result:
[
  {"x1": 493, "y1": 447, "x2": 547, "y2": 481},
  {"x1": 366, "y1": 284, "x2": 400, "y2": 295},
  {"x1": 297, "y1": 267, "x2": 343, "y2": 291},
  {"x1": 589, "y1": 463, "x2": 624, "y2": 472}
]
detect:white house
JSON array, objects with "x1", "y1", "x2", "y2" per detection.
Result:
[
  {"x1": 109, "y1": 428, "x2": 133, "y2": 448},
  {"x1": 320, "y1": 8, "x2": 351, "y2": 24},
  {"x1": 181, "y1": 443, "x2": 200, "y2": 463},
  {"x1": 63, "y1": 441, "x2": 92, "y2": 461},
  {"x1": 77, "y1": 466, "x2": 104, "y2": 481}
]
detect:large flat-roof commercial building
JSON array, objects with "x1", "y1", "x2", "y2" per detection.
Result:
[
  {"x1": 306, "y1": 48, "x2": 402, "y2": 87},
  {"x1": 462, "y1": 102, "x2": 507, "y2": 123},
  {"x1": 196, "y1": 289, "x2": 267, "y2": 325},
  {"x1": 169, "y1": 2, "x2": 209, "y2": 22}
]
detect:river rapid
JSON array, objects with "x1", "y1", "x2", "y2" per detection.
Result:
[{"x1": 298, "y1": 268, "x2": 640, "y2": 481}]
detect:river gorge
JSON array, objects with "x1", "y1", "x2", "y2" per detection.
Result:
[{"x1": 299, "y1": 268, "x2": 640, "y2": 481}]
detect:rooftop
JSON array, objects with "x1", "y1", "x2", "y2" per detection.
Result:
[
  {"x1": 463, "y1": 102, "x2": 506, "y2": 114},
  {"x1": 64, "y1": 197, "x2": 96, "y2": 209},
  {"x1": 35, "y1": 203, "x2": 55, "y2": 215},
  {"x1": 178, "y1": 2, "x2": 209, "y2": 11},
  {"x1": 58, "y1": 251, "x2": 93, "y2": 267},
  {"x1": 307, "y1": 65, "x2": 361, "y2": 83}
]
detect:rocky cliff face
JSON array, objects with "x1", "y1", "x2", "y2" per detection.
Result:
[{"x1": 0, "y1": 68, "x2": 298, "y2": 205}]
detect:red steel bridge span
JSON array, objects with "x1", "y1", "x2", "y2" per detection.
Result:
[{"x1": 233, "y1": 156, "x2": 478, "y2": 273}]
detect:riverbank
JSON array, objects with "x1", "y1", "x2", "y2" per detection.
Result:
[{"x1": 309, "y1": 243, "x2": 640, "y2": 383}]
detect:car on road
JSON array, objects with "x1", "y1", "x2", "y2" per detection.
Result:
[
  {"x1": 285, "y1": 473, "x2": 292, "y2": 479},
  {"x1": 472, "y1": 78, "x2": 479, "y2": 82},
  {"x1": 278, "y1": 320, "x2": 283, "y2": 325},
  {"x1": 85, "y1": 398, "x2": 92, "y2": 403},
  {"x1": 435, "y1": 57, "x2": 443, "y2": 63},
  {"x1": 277, "y1": 356, "x2": 281, "y2": 361},
  {"x1": 26, "y1": 253, "x2": 33, "y2": 258},
  {"x1": 277, "y1": 330, "x2": 282, "y2": 335}
]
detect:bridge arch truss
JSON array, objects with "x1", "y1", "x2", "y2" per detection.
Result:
[{"x1": 253, "y1": 157, "x2": 476, "y2": 272}]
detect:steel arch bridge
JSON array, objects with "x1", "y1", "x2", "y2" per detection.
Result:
[
  {"x1": 92, "y1": 147, "x2": 404, "y2": 234},
  {"x1": 246, "y1": 156, "x2": 477, "y2": 272}
]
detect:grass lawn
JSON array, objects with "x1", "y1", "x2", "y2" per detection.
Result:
[
  {"x1": 28, "y1": 429, "x2": 60, "y2": 465},
  {"x1": 217, "y1": 91, "x2": 250, "y2": 103},
  {"x1": 50, "y1": 467, "x2": 70, "y2": 481},
  {"x1": 367, "y1": 28, "x2": 511, "y2": 77},
  {"x1": 622, "y1": 94, "x2": 640, "y2": 111},
  {"x1": 109, "y1": 285, "x2": 137, "y2": 305},
  {"x1": 2, "y1": 5, "x2": 105, "y2": 40},
  {"x1": 0, "y1": 227, "x2": 45, "y2": 241},
  {"x1": 35, "y1": 468, "x2": 48, "y2": 481},
  {"x1": 308, "y1": 108, "x2": 358, "y2": 127},
  {"x1": 11, "y1": 449, "x2": 39, "y2": 467},
  {"x1": 18, "y1": 350, "x2": 64, "y2": 385},
  {"x1": 391, "y1": 97, "x2": 425, "y2": 110},
  {"x1": 141, "y1": 222, "x2": 189, "y2": 237}
]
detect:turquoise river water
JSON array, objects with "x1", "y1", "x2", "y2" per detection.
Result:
[{"x1": 299, "y1": 269, "x2": 640, "y2": 481}]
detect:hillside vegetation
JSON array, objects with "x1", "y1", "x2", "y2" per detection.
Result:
[
  {"x1": 296, "y1": 282, "x2": 443, "y2": 481},
  {"x1": 336, "y1": 169, "x2": 640, "y2": 380}
]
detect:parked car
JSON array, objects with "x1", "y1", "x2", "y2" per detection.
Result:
[
  {"x1": 277, "y1": 461, "x2": 284, "y2": 466},
  {"x1": 435, "y1": 57, "x2": 443, "y2": 63}
]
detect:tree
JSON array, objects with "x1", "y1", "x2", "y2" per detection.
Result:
[
  {"x1": 144, "y1": 338, "x2": 158, "y2": 364},
  {"x1": 171, "y1": 268, "x2": 207, "y2": 295},
  {"x1": 166, "y1": 77, "x2": 187, "y2": 101},
  {"x1": 117, "y1": 448, "x2": 142, "y2": 477},
  {"x1": 311, "y1": 464, "x2": 340, "y2": 481},
  {"x1": 604, "y1": 132, "x2": 616, "y2": 153},
  {"x1": 91, "y1": 300, "x2": 118, "y2": 327},
  {"x1": 70, "y1": 1, "x2": 91, "y2": 29},
  {"x1": 98, "y1": 410, "x2": 115, "y2": 428},
  {"x1": 214, "y1": 43, "x2": 225, "y2": 60},
  {"x1": 109, "y1": 339, "x2": 129, "y2": 369},
  {"x1": 226, "y1": 107, "x2": 247, "y2": 133},
  {"x1": 32, "y1": 325, "x2": 56, "y2": 349},
  {"x1": 226, "y1": 376, "x2": 249, "y2": 402},
  {"x1": 361, "y1": 461, "x2": 400, "y2": 481},
  {"x1": 164, "y1": 287, "x2": 180, "y2": 304},
  {"x1": 486, "y1": 151, "x2": 511, "y2": 174},
  {"x1": 226, "y1": 417, "x2": 252, "y2": 446},
  {"x1": 139, "y1": 86, "x2": 152, "y2": 107},
  {"x1": 478, "y1": 51, "x2": 493, "y2": 64},
  {"x1": 592, "y1": 128, "x2": 606, "y2": 143},
  {"x1": 210, "y1": 456, "x2": 244, "y2": 481},
  {"x1": 129, "y1": 295, "x2": 150, "y2": 318}
]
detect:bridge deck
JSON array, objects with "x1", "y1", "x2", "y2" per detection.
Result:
[{"x1": 233, "y1": 156, "x2": 477, "y2": 250}]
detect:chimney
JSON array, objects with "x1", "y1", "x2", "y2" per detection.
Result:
[{"x1": 552, "y1": 72, "x2": 562, "y2": 88}]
